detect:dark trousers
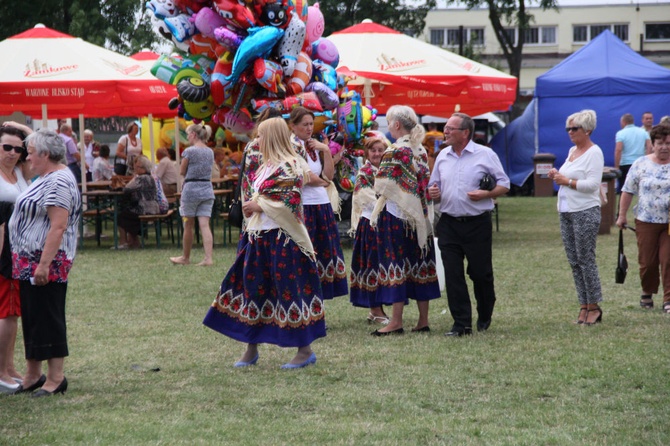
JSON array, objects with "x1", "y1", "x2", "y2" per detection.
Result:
[
  {"x1": 436, "y1": 212, "x2": 496, "y2": 330},
  {"x1": 20, "y1": 281, "x2": 69, "y2": 361},
  {"x1": 68, "y1": 163, "x2": 81, "y2": 184},
  {"x1": 617, "y1": 164, "x2": 631, "y2": 194}
]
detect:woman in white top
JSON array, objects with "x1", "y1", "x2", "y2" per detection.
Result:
[
  {"x1": 0, "y1": 122, "x2": 30, "y2": 394},
  {"x1": 548, "y1": 110, "x2": 605, "y2": 326},
  {"x1": 115, "y1": 122, "x2": 142, "y2": 176},
  {"x1": 288, "y1": 107, "x2": 348, "y2": 300}
]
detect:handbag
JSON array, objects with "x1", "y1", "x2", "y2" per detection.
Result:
[
  {"x1": 615, "y1": 228, "x2": 628, "y2": 284},
  {"x1": 113, "y1": 161, "x2": 127, "y2": 176},
  {"x1": 113, "y1": 136, "x2": 128, "y2": 175},
  {"x1": 227, "y1": 153, "x2": 246, "y2": 228}
]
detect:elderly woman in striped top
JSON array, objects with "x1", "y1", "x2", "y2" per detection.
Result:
[{"x1": 10, "y1": 128, "x2": 81, "y2": 397}]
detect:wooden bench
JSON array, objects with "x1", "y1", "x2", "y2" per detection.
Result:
[{"x1": 139, "y1": 209, "x2": 178, "y2": 248}]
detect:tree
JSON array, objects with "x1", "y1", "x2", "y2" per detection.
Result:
[
  {"x1": 448, "y1": 0, "x2": 559, "y2": 116},
  {"x1": 319, "y1": 0, "x2": 437, "y2": 37},
  {"x1": 0, "y1": 0, "x2": 158, "y2": 55}
]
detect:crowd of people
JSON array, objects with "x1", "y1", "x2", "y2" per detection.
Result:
[{"x1": 0, "y1": 105, "x2": 668, "y2": 394}]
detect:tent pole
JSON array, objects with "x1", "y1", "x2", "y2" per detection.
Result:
[
  {"x1": 78, "y1": 114, "x2": 87, "y2": 194},
  {"x1": 148, "y1": 113, "x2": 155, "y2": 165},
  {"x1": 41, "y1": 104, "x2": 48, "y2": 129},
  {"x1": 175, "y1": 115, "x2": 181, "y2": 193}
]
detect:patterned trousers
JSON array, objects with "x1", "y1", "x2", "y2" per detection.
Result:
[{"x1": 559, "y1": 206, "x2": 603, "y2": 305}]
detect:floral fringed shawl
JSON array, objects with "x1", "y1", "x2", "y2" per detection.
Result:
[
  {"x1": 350, "y1": 160, "x2": 378, "y2": 236},
  {"x1": 241, "y1": 139, "x2": 262, "y2": 203},
  {"x1": 247, "y1": 157, "x2": 316, "y2": 261},
  {"x1": 370, "y1": 135, "x2": 434, "y2": 254}
]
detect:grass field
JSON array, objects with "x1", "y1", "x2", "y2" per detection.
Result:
[{"x1": 1, "y1": 196, "x2": 668, "y2": 445}]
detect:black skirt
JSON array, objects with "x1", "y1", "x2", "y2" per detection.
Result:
[{"x1": 19, "y1": 281, "x2": 69, "y2": 361}]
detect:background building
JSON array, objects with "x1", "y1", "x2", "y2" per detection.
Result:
[{"x1": 424, "y1": 1, "x2": 670, "y2": 96}]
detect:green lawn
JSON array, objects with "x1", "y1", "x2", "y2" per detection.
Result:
[{"x1": 1, "y1": 196, "x2": 668, "y2": 445}]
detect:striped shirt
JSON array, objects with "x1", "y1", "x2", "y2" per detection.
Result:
[{"x1": 9, "y1": 169, "x2": 81, "y2": 283}]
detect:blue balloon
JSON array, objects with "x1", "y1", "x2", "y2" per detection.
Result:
[
  {"x1": 225, "y1": 26, "x2": 285, "y2": 83},
  {"x1": 311, "y1": 60, "x2": 337, "y2": 91}
]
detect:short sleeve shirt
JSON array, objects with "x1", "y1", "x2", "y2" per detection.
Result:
[
  {"x1": 622, "y1": 156, "x2": 670, "y2": 223},
  {"x1": 9, "y1": 169, "x2": 81, "y2": 282},
  {"x1": 182, "y1": 146, "x2": 214, "y2": 203}
]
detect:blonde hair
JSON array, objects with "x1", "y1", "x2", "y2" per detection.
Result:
[
  {"x1": 258, "y1": 118, "x2": 298, "y2": 165},
  {"x1": 566, "y1": 110, "x2": 597, "y2": 133},
  {"x1": 386, "y1": 105, "x2": 425, "y2": 147},
  {"x1": 186, "y1": 123, "x2": 212, "y2": 142}
]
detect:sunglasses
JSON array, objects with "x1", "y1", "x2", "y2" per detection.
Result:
[
  {"x1": 2, "y1": 144, "x2": 24, "y2": 154},
  {"x1": 566, "y1": 127, "x2": 581, "y2": 133}
]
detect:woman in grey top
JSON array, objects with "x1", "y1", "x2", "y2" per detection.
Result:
[{"x1": 170, "y1": 124, "x2": 215, "y2": 266}]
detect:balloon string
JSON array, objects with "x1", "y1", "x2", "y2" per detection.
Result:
[{"x1": 233, "y1": 83, "x2": 248, "y2": 113}]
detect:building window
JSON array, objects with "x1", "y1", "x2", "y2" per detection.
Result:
[
  {"x1": 573, "y1": 24, "x2": 629, "y2": 43},
  {"x1": 505, "y1": 26, "x2": 557, "y2": 45},
  {"x1": 430, "y1": 28, "x2": 485, "y2": 47},
  {"x1": 646, "y1": 23, "x2": 670, "y2": 41},
  {"x1": 430, "y1": 29, "x2": 444, "y2": 46}
]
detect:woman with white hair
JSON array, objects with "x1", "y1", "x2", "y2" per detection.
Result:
[
  {"x1": 117, "y1": 155, "x2": 160, "y2": 249},
  {"x1": 368, "y1": 105, "x2": 441, "y2": 335},
  {"x1": 548, "y1": 109, "x2": 605, "y2": 325},
  {"x1": 10, "y1": 128, "x2": 81, "y2": 396}
]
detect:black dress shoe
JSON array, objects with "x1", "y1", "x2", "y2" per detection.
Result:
[
  {"x1": 410, "y1": 326, "x2": 431, "y2": 333},
  {"x1": 31, "y1": 377, "x2": 67, "y2": 398},
  {"x1": 371, "y1": 328, "x2": 404, "y2": 336},
  {"x1": 477, "y1": 320, "x2": 491, "y2": 332},
  {"x1": 444, "y1": 327, "x2": 473, "y2": 337},
  {"x1": 16, "y1": 374, "x2": 46, "y2": 394}
]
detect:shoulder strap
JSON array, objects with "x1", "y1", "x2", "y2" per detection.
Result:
[{"x1": 234, "y1": 153, "x2": 246, "y2": 200}]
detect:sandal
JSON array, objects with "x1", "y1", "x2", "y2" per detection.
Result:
[
  {"x1": 663, "y1": 302, "x2": 670, "y2": 314},
  {"x1": 640, "y1": 295, "x2": 654, "y2": 309},
  {"x1": 367, "y1": 313, "x2": 390, "y2": 325}
]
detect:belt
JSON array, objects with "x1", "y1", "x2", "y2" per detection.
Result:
[
  {"x1": 444, "y1": 212, "x2": 488, "y2": 223},
  {"x1": 183, "y1": 178, "x2": 210, "y2": 183}
]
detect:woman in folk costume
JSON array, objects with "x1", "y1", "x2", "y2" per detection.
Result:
[
  {"x1": 203, "y1": 118, "x2": 325, "y2": 369},
  {"x1": 235, "y1": 108, "x2": 285, "y2": 251},
  {"x1": 288, "y1": 106, "x2": 348, "y2": 300},
  {"x1": 349, "y1": 133, "x2": 394, "y2": 325},
  {"x1": 369, "y1": 105, "x2": 441, "y2": 336}
]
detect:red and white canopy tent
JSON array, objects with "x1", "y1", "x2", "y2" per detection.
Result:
[
  {"x1": 328, "y1": 21, "x2": 518, "y2": 118},
  {"x1": 0, "y1": 25, "x2": 177, "y2": 188}
]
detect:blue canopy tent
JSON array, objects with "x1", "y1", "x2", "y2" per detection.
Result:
[
  {"x1": 492, "y1": 30, "x2": 670, "y2": 186},
  {"x1": 536, "y1": 30, "x2": 670, "y2": 168}
]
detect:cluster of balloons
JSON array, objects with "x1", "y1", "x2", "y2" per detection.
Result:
[{"x1": 145, "y1": 0, "x2": 378, "y2": 193}]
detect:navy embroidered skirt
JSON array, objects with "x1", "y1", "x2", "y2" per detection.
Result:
[
  {"x1": 368, "y1": 209, "x2": 441, "y2": 304},
  {"x1": 303, "y1": 203, "x2": 348, "y2": 299},
  {"x1": 203, "y1": 228, "x2": 326, "y2": 348},
  {"x1": 349, "y1": 216, "x2": 405, "y2": 308}
]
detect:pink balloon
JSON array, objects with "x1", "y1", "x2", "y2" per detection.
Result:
[
  {"x1": 305, "y1": 3, "x2": 324, "y2": 44},
  {"x1": 312, "y1": 38, "x2": 339, "y2": 67}
]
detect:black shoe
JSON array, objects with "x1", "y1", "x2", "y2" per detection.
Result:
[
  {"x1": 16, "y1": 374, "x2": 46, "y2": 394},
  {"x1": 31, "y1": 377, "x2": 67, "y2": 398},
  {"x1": 444, "y1": 327, "x2": 472, "y2": 337},
  {"x1": 477, "y1": 320, "x2": 491, "y2": 332},
  {"x1": 410, "y1": 326, "x2": 431, "y2": 333},
  {"x1": 371, "y1": 328, "x2": 404, "y2": 336}
]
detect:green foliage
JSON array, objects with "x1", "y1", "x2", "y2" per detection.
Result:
[
  {"x1": 320, "y1": 0, "x2": 437, "y2": 36},
  {"x1": 0, "y1": 0, "x2": 158, "y2": 55}
]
